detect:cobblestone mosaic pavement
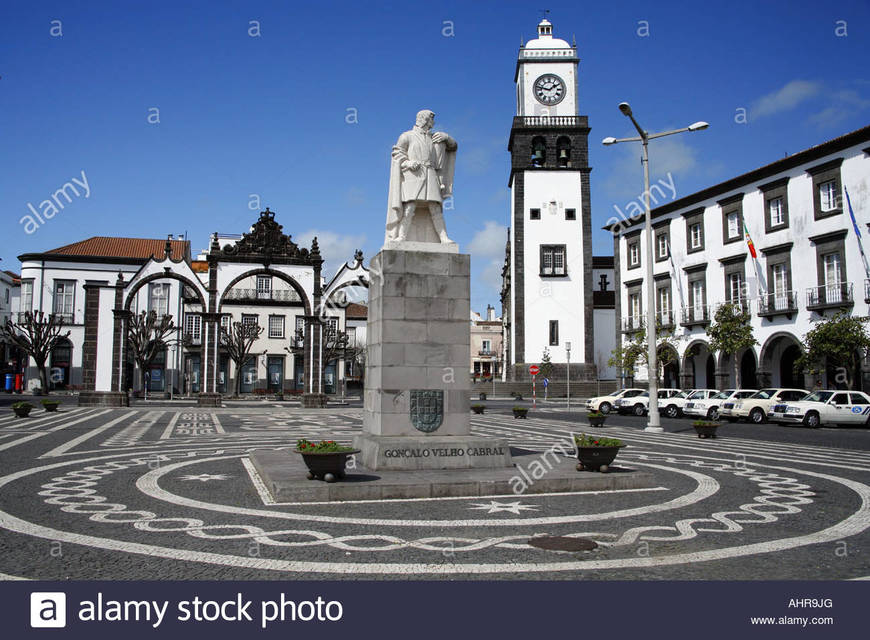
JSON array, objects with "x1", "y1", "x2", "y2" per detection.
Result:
[{"x1": 0, "y1": 405, "x2": 869, "y2": 580}]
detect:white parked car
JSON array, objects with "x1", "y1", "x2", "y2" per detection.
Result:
[
  {"x1": 660, "y1": 389, "x2": 718, "y2": 418},
  {"x1": 769, "y1": 390, "x2": 870, "y2": 428},
  {"x1": 722, "y1": 388, "x2": 809, "y2": 424},
  {"x1": 615, "y1": 388, "x2": 683, "y2": 416},
  {"x1": 584, "y1": 388, "x2": 645, "y2": 414},
  {"x1": 683, "y1": 389, "x2": 758, "y2": 421}
]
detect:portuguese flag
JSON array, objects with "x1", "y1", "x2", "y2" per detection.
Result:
[{"x1": 743, "y1": 220, "x2": 757, "y2": 258}]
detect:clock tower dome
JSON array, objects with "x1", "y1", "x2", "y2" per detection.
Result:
[{"x1": 503, "y1": 18, "x2": 596, "y2": 381}]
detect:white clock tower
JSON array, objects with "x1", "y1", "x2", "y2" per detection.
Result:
[{"x1": 503, "y1": 18, "x2": 596, "y2": 381}]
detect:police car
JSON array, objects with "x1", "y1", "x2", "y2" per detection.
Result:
[
  {"x1": 614, "y1": 388, "x2": 683, "y2": 416},
  {"x1": 723, "y1": 388, "x2": 809, "y2": 423},
  {"x1": 584, "y1": 388, "x2": 645, "y2": 414},
  {"x1": 660, "y1": 389, "x2": 718, "y2": 418},
  {"x1": 683, "y1": 389, "x2": 758, "y2": 421},
  {"x1": 768, "y1": 390, "x2": 870, "y2": 427}
]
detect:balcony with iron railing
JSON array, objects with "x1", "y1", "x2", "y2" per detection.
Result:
[
  {"x1": 757, "y1": 291, "x2": 798, "y2": 319},
  {"x1": 680, "y1": 304, "x2": 711, "y2": 328},
  {"x1": 656, "y1": 310, "x2": 675, "y2": 330},
  {"x1": 222, "y1": 288, "x2": 302, "y2": 304},
  {"x1": 621, "y1": 315, "x2": 645, "y2": 334},
  {"x1": 806, "y1": 282, "x2": 853, "y2": 311}
]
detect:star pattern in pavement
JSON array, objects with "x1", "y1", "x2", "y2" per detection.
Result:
[
  {"x1": 468, "y1": 501, "x2": 540, "y2": 515},
  {"x1": 178, "y1": 474, "x2": 233, "y2": 482}
]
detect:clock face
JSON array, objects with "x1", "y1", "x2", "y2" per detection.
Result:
[{"x1": 533, "y1": 74, "x2": 566, "y2": 105}]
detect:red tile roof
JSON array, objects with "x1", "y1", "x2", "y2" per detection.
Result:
[
  {"x1": 38, "y1": 237, "x2": 190, "y2": 260},
  {"x1": 345, "y1": 303, "x2": 368, "y2": 319}
]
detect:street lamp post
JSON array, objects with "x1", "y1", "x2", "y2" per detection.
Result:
[
  {"x1": 603, "y1": 103, "x2": 708, "y2": 432},
  {"x1": 565, "y1": 341, "x2": 571, "y2": 410}
]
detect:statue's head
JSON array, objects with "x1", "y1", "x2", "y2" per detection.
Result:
[{"x1": 415, "y1": 109, "x2": 435, "y2": 130}]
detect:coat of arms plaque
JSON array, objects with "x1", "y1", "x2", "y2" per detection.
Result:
[{"x1": 409, "y1": 390, "x2": 444, "y2": 433}]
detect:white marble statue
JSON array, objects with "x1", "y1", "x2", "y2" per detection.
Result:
[{"x1": 385, "y1": 109, "x2": 457, "y2": 245}]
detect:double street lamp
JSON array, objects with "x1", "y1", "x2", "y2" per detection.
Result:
[{"x1": 603, "y1": 102, "x2": 708, "y2": 432}]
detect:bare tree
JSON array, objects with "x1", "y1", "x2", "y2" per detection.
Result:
[
  {"x1": 284, "y1": 321, "x2": 361, "y2": 392},
  {"x1": 221, "y1": 321, "x2": 264, "y2": 396},
  {"x1": 126, "y1": 310, "x2": 177, "y2": 393},
  {"x1": 0, "y1": 311, "x2": 71, "y2": 394}
]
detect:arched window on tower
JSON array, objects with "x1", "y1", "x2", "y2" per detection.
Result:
[
  {"x1": 531, "y1": 137, "x2": 546, "y2": 167},
  {"x1": 557, "y1": 137, "x2": 572, "y2": 168}
]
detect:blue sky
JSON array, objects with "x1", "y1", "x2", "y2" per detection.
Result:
[{"x1": 2, "y1": 0, "x2": 869, "y2": 313}]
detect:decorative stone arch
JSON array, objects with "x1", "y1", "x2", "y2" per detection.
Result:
[
  {"x1": 758, "y1": 331, "x2": 805, "y2": 389},
  {"x1": 323, "y1": 279, "x2": 369, "y2": 309},
  {"x1": 658, "y1": 343, "x2": 680, "y2": 389},
  {"x1": 217, "y1": 268, "x2": 311, "y2": 316},
  {"x1": 681, "y1": 339, "x2": 711, "y2": 389},
  {"x1": 123, "y1": 271, "x2": 207, "y2": 312}
]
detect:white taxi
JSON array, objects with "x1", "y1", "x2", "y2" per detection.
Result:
[
  {"x1": 722, "y1": 388, "x2": 809, "y2": 424},
  {"x1": 614, "y1": 388, "x2": 683, "y2": 416},
  {"x1": 660, "y1": 389, "x2": 718, "y2": 418},
  {"x1": 683, "y1": 389, "x2": 758, "y2": 421},
  {"x1": 769, "y1": 390, "x2": 870, "y2": 428},
  {"x1": 584, "y1": 388, "x2": 645, "y2": 414}
]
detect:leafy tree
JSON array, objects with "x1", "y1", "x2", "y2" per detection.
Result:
[
  {"x1": 0, "y1": 311, "x2": 70, "y2": 394},
  {"x1": 796, "y1": 311, "x2": 870, "y2": 390},
  {"x1": 221, "y1": 321, "x2": 264, "y2": 396},
  {"x1": 538, "y1": 347, "x2": 554, "y2": 380},
  {"x1": 126, "y1": 310, "x2": 176, "y2": 392},
  {"x1": 608, "y1": 322, "x2": 677, "y2": 385},
  {"x1": 706, "y1": 303, "x2": 758, "y2": 387}
]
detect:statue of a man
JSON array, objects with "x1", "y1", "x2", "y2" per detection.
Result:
[{"x1": 386, "y1": 109, "x2": 457, "y2": 244}]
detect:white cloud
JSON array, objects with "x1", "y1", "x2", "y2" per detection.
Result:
[
  {"x1": 808, "y1": 89, "x2": 870, "y2": 128},
  {"x1": 468, "y1": 220, "x2": 508, "y2": 258},
  {"x1": 344, "y1": 187, "x2": 367, "y2": 206},
  {"x1": 478, "y1": 258, "x2": 504, "y2": 299},
  {"x1": 751, "y1": 80, "x2": 820, "y2": 119},
  {"x1": 297, "y1": 229, "x2": 366, "y2": 277}
]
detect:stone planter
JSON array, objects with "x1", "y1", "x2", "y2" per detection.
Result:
[
  {"x1": 478, "y1": 392, "x2": 487, "y2": 401},
  {"x1": 693, "y1": 422, "x2": 720, "y2": 439},
  {"x1": 12, "y1": 404, "x2": 33, "y2": 418},
  {"x1": 295, "y1": 449, "x2": 360, "y2": 483},
  {"x1": 42, "y1": 401, "x2": 60, "y2": 413},
  {"x1": 576, "y1": 445, "x2": 625, "y2": 472},
  {"x1": 512, "y1": 407, "x2": 528, "y2": 419},
  {"x1": 471, "y1": 404, "x2": 485, "y2": 414},
  {"x1": 587, "y1": 414, "x2": 607, "y2": 427}
]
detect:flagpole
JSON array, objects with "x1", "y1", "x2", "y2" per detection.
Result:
[{"x1": 845, "y1": 186, "x2": 870, "y2": 281}]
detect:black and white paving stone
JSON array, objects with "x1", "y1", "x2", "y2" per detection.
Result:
[{"x1": 0, "y1": 405, "x2": 869, "y2": 580}]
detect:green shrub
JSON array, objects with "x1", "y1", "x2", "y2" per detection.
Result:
[{"x1": 574, "y1": 433, "x2": 623, "y2": 447}]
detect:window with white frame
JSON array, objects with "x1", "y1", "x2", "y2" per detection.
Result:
[
  {"x1": 548, "y1": 320, "x2": 559, "y2": 346},
  {"x1": 184, "y1": 314, "x2": 202, "y2": 343},
  {"x1": 53, "y1": 281, "x2": 75, "y2": 319},
  {"x1": 629, "y1": 292, "x2": 641, "y2": 322},
  {"x1": 295, "y1": 316, "x2": 306, "y2": 344},
  {"x1": 819, "y1": 180, "x2": 838, "y2": 212},
  {"x1": 268, "y1": 315, "x2": 285, "y2": 339},
  {"x1": 772, "y1": 264, "x2": 788, "y2": 309},
  {"x1": 690, "y1": 280, "x2": 705, "y2": 314},
  {"x1": 630, "y1": 242, "x2": 640, "y2": 266},
  {"x1": 346, "y1": 326, "x2": 356, "y2": 347},
  {"x1": 220, "y1": 314, "x2": 230, "y2": 332},
  {"x1": 689, "y1": 223, "x2": 702, "y2": 249},
  {"x1": 481, "y1": 339, "x2": 492, "y2": 354},
  {"x1": 657, "y1": 234, "x2": 669, "y2": 259},
  {"x1": 148, "y1": 283, "x2": 169, "y2": 317},
  {"x1": 656, "y1": 287, "x2": 670, "y2": 323},
  {"x1": 726, "y1": 211, "x2": 740, "y2": 240},
  {"x1": 241, "y1": 314, "x2": 258, "y2": 328},
  {"x1": 325, "y1": 317, "x2": 339, "y2": 339},
  {"x1": 256, "y1": 276, "x2": 272, "y2": 299},
  {"x1": 540, "y1": 245, "x2": 566, "y2": 276},
  {"x1": 728, "y1": 273, "x2": 743, "y2": 304},
  {"x1": 20, "y1": 281, "x2": 33, "y2": 314},
  {"x1": 768, "y1": 197, "x2": 784, "y2": 227}
]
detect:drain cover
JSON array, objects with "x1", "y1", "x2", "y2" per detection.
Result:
[{"x1": 528, "y1": 536, "x2": 598, "y2": 552}]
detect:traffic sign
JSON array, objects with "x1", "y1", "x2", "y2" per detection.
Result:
[
  {"x1": 543, "y1": 378, "x2": 549, "y2": 387},
  {"x1": 528, "y1": 365, "x2": 540, "y2": 376}
]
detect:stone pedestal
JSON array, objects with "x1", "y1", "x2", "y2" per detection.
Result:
[
  {"x1": 197, "y1": 392, "x2": 222, "y2": 407},
  {"x1": 356, "y1": 248, "x2": 512, "y2": 470},
  {"x1": 78, "y1": 391, "x2": 129, "y2": 407},
  {"x1": 302, "y1": 393, "x2": 328, "y2": 408}
]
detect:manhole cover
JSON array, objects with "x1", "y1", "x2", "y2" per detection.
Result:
[{"x1": 528, "y1": 536, "x2": 598, "y2": 552}]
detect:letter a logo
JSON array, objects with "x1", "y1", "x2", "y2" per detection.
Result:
[{"x1": 30, "y1": 592, "x2": 66, "y2": 628}]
